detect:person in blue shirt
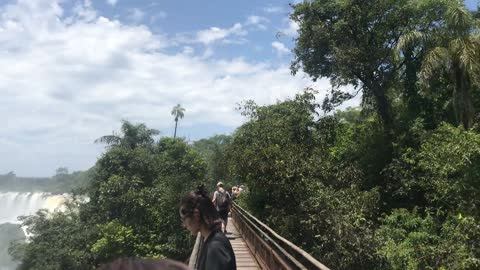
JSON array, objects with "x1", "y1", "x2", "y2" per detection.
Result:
[{"x1": 180, "y1": 185, "x2": 236, "y2": 270}]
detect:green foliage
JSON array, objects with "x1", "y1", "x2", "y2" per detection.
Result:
[
  {"x1": 91, "y1": 220, "x2": 136, "y2": 262},
  {"x1": 227, "y1": 91, "x2": 384, "y2": 269},
  {"x1": 287, "y1": 2, "x2": 480, "y2": 267},
  {"x1": 376, "y1": 209, "x2": 480, "y2": 270},
  {"x1": 94, "y1": 120, "x2": 159, "y2": 149},
  {"x1": 12, "y1": 121, "x2": 206, "y2": 269},
  {"x1": 9, "y1": 1, "x2": 480, "y2": 269},
  {"x1": 229, "y1": 90, "x2": 320, "y2": 215},
  {"x1": 12, "y1": 208, "x2": 97, "y2": 270},
  {"x1": 290, "y1": 0, "x2": 442, "y2": 134},
  {"x1": 299, "y1": 184, "x2": 381, "y2": 269},
  {"x1": 331, "y1": 108, "x2": 390, "y2": 189},
  {"x1": 415, "y1": 124, "x2": 480, "y2": 215},
  {"x1": 415, "y1": 1, "x2": 480, "y2": 129},
  {"x1": 85, "y1": 135, "x2": 206, "y2": 261},
  {"x1": 228, "y1": 90, "x2": 480, "y2": 269},
  {"x1": 192, "y1": 135, "x2": 232, "y2": 187},
  {"x1": 386, "y1": 123, "x2": 480, "y2": 216}
]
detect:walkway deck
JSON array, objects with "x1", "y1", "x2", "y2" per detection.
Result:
[{"x1": 226, "y1": 217, "x2": 261, "y2": 270}]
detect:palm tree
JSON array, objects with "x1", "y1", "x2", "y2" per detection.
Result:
[
  {"x1": 171, "y1": 104, "x2": 185, "y2": 139},
  {"x1": 397, "y1": 1, "x2": 480, "y2": 129},
  {"x1": 95, "y1": 120, "x2": 159, "y2": 149}
]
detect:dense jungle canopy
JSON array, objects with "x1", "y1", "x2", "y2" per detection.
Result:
[{"x1": 8, "y1": 0, "x2": 480, "y2": 269}]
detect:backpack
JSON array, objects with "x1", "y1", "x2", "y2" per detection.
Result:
[{"x1": 217, "y1": 191, "x2": 230, "y2": 210}]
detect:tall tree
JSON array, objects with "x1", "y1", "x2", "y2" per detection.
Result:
[
  {"x1": 171, "y1": 104, "x2": 185, "y2": 139},
  {"x1": 392, "y1": 0, "x2": 451, "y2": 126},
  {"x1": 94, "y1": 120, "x2": 159, "y2": 149},
  {"x1": 290, "y1": 0, "x2": 448, "y2": 150},
  {"x1": 400, "y1": 1, "x2": 480, "y2": 129}
]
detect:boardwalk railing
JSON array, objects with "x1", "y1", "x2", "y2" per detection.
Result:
[
  {"x1": 231, "y1": 202, "x2": 330, "y2": 270},
  {"x1": 188, "y1": 202, "x2": 330, "y2": 270},
  {"x1": 188, "y1": 232, "x2": 203, "y2": 270}
]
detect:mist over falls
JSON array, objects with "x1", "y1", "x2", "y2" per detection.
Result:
[
  {"x1": 0, "y1": 192, "x2": 68, "y2": 270},
  {"x1": 0, "y1": 192, "x2": 68, "y2": 224}
]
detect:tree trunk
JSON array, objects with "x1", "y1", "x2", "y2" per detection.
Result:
[
  {"x1": 371, "y1": 83, "x2": 394, "y2": 162},
  {"x1": 454, "y1": 63, "x2": 474, "y2": 129},
  {"x1": 404, "y1": 47, "x2": 421, "y2": 119},
  {"x1": 173, "y1": 120, "x2": 178, "y2": 139}
]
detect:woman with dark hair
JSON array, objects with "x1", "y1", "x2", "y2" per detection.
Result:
[
  {"x1": 97, "y1": 258, "x2": 189, "y2": 270},
  {"x1": 180, "y1": 185, "x2": 236, "y2": 270}
]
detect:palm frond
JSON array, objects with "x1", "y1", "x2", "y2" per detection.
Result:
[
  {"x1": 177, "y1": 109, "x2": 185, "y2": 119},
  {"x1": 171, "y1": 104, "x2": 185, "y2": 119},
  {"x1": 147, "y1": 129, "x2": 160, "y2": 136},
  {"x1": 446, "y1": 3, "x2": 472, "y2": 32},
  {"x1": 420, "y1": 47, "x2": 449, "y2": 80},
  {"x1": 396, "y1": 30, "x2": 426, "y2": 52},
  {"x1": 449, "y1": 38, "x2": 464, "y2": 56},
  {"x1": 94, "y1": 135, "x2": 122, "y2": 145},
  {"x1": 458, "y1": 47, "x2": 480, "y2": 88}
]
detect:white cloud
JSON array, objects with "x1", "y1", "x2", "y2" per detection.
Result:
[
  {"x1": 106, "y1": 0, "x2": 118, "y2": 6},
  {"x1": 0, "y1": 0, "x2": 358, "y2": 176},
  {"x1": 184, "y1": 15, "x2": 268, "y2": 47},
  {"x1": 70, "y1": 0, "x2": 97, "y2": 22},
  {"x1": 246, "y1": 15, "x2": 269, "y2": 30},
  {"x1": 279, "y1": 19, "x2": 299, "y2": 37},
  {"x1": 196, "y1": 23, "x2": 247, "y2": 45},
  {"x1": 272, "y1": 41, "x2": 290, "y2": 56},
  {"x1": 182, "y1": 46, "x2": 194, "y2": 55}
]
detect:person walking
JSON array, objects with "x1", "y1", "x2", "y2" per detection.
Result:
[
  {"x1": 231, "y1": 186, "x2": 239, "y2": 200},
  {"x1": 179, "y1": 185, "x2": 236, "y2": 270},
  {"x1": 212, "y1": 181, "x2": 231, "y2": 234}
]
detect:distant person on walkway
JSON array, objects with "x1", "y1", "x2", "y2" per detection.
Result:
[
  {"x1": 97, "y1": 258, "x2": 189, "y2": 270},
  {"x1": 180, "y1": 185, "x2": 236, "y2": 270},
  {"x1": 231, "y1": 186, "x2": 239, "y2": 200},
  {"x1": 212, "y1": 181, "x2": 231, "y2": 233}
]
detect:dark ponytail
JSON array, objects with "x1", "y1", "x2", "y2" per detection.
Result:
[
  {"x1": 195, "y1": 184, "x2": 209, "y2": 199},
  {"x1": 180, "y1": 185, "x2": 221, "y2": 230}
]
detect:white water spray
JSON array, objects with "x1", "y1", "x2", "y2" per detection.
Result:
[
  {"x1": 0, "y1": 192, "x2": 68, "y2": 224},
  {"x1": 0, "y1": 192, "x2": 69, "y2": 270}
]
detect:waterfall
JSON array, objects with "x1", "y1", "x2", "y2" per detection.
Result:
[
  {"x1": 0, "y1": 192, "x2": 69, "y2": 270},
  {"x1": 0, "y1": 192, "x2": 68, "y2": 224}
]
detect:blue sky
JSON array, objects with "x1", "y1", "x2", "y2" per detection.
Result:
[{"x1": 0, "y1": 0, "x2": 478, "y2": 176}]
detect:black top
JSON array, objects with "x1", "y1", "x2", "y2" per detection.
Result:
[{"x1": 197, "y1": 230, "x2": 236, "y2": 270}]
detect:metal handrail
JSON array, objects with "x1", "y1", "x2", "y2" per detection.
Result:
[{"x1": 232, "y1": 202, "x2": 330, "y2": 270}]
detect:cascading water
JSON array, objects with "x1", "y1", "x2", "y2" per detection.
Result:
[
  {"x1": 0, "y1": 192, "x2": 69, "y2": 270},
  {"x1": 0, "y1": 192, "x2": 68, "y2": 224}
]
